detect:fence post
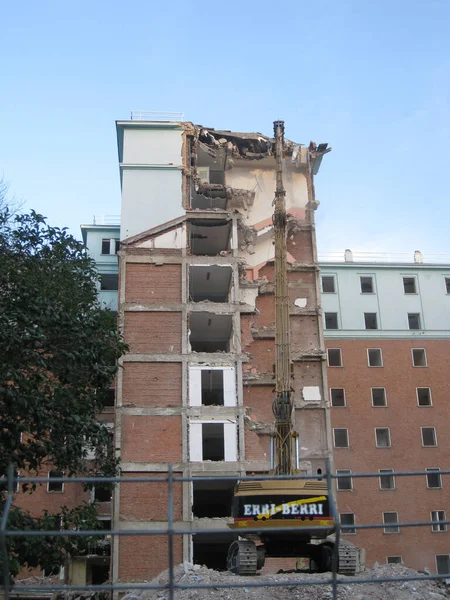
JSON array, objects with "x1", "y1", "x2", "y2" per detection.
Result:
[
  {"x1": 1, "y1": 464, "x2": 15, "y2": 600},
  {"x1": 325, "y1": 459, "x2": 339, "y2": 600},
  {"x1": 167, "y1": 464, "x2": 174, "y2": 600}
]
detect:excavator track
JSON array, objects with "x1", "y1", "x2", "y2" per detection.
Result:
[
  {"x1": 227, "y1": 540, "x2": 258, "y2": 576},
  {"x1": 338, "y1": 540, "x2": 360, "y2": 575}
]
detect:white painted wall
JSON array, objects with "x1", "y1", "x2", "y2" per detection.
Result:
[
  {"x1": 122, "y1": 128, "x2": 183, "y2": 165},
  {"x1": 188, "y1": 366, "x2": 236, "y2": 407},
  {"x1": 189, "y1": 421, "x2": 238, "y2": 461}
]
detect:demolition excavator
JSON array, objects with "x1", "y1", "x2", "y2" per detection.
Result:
[{"x1": 226, "y1": 121, "x2": 363, "y2": 576}]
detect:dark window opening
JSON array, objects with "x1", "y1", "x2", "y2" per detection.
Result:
[
  {"x1": 192, "y1": 481, "x2": 234, "y2": 518},
  {"x1": 104, "y1": 389, "x2": 115, "y2": 407},
  {"x1": 379, "y1": 469, "x2": 395, "y2": 490},
  {"x1": 336, "y1": 470, "x2": 352, "y2": 490},
  {"x1": 189, "y1": 266, "x2": 232, "y2": 303},
  {"x1": 417, "y1": 387, "x2": 431, "y2": 406},
  {"x1": 101, "y1": 239, "x2": 110, "y2": 255},
  {"x1": 403, "y1": 277, "x2": 417, "y2": 294},
  {"x1": 201, "y1": 370, "x2": 224, "y2": 406},
  {"x1": 422, "y1": 427, "x2": 437, "y2": 447},
  {"x1": 368, "y1": 348, "x2": 383, "y2": 367},
  {"x1": 360, "y1": 276, "x2": 374, "y2": 294},
  {"x1": 387, "y1": 556, "x2": 402, "y2": 564},
  {"x1": 330, "y1": 388, "x2": 345, "y2": 407},
  {"x1": 426, "y1": 469, "x2": 442, "y2": 489},
  {"x1": 383, "y1": 512, "x2": 399, "y2": 533},
  {"x1": 202, "y1": 424, "x2": 225, "y2": 461},
  {"x1": 334, "y1": 429, "x2": 349, "y2": 448},
  {"x1": 436, "y1": 554, "x2": 450, "y2": 575},
  {"x1": 94, "y1": 485, "x2": 112, "y2": 503},
  {"x1": 48, "y1": 471, "x2": 63, "y2": 493},
  {"x1": 372, "y1": 388, "x2": 387, "y2": 407},
  {"x1": 376, "y1": 428, "x2": 391, "y2": 448},
  {"x1": 327, "y1": 349, "x2": 342, "y2": 367},
  {"x1": 193, "y1": 534, "x2": 236, "y2": 571},
  {"x1": 325, "y1": 313, "x2": 338, "y2": 329},
  {"x1": 408, "y1": 313, "x2": 421, "y2": 330},
  {"x1": 189, "y1": 220, "x2": 231, "y2": 256},
  {"x1": 364, "y1": 313, "x2": 378, "y2": 329},
  {"x1": 189, "y1": 313, "x2": 232, "y2": 353},
  {"x1": 115, "y1": 239, "x2": 120, "y2": 254},
  {"x1": 340, "y1": 513, "x2": 355, "y2": 534},
  {"x1": 322, "y1": 276, "x2": 335, "y2": 293},
  {"x1": 412, "y1": 349, "x2": 427, "y2": 367},
  {"x1": 90, "y1": 564, "x2": 110, "y2": 585},
  {"x1": 100, "y1": 274, "x2": 118, "y2": 291},
  {"x1": 446, "y1": 278, "x2": 450, "y2": 294}
]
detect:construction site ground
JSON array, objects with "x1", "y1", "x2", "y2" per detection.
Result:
[{"x1": 122, "y1": 563, "x2": 450, "y2": 600}]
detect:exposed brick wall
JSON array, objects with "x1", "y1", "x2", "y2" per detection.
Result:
[
  {"x1": 119, "y1": 473, "x2": 182, "y2": 521},
  {"x1": 290, "y1": 315, "x2": 320, "y2": 353},
  {"x1": 125, "y1": 264, "x2": 182, "y2": 304},
  {"x1": 124, "y1": 312, "x2": 182, "y2": 354},
  {"x1": 327, "y1": 338, "x2": 450, "y2": 572},
  {"x1": 122, "y1": 363, "x2": 182, "y2": 407},
  {"x1": 118, "y1": 535, "x2": 182, "y2": 581},
  {"x1": 121, "y1": 416, "x2": 182, "y2": 463},
  {"x1": 244, "y1": 424, "x2": 270, "y2": 463},
  {"x1": 287, "y1": 229, "x2": 313, "y2": 263},
  {"x1": 244, "y1": 386, "x2": 274, "y2": 424}
]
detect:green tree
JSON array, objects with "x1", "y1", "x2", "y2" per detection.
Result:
[{"x1": 0, "y1": 208, "x2": 126, "y2": 580}]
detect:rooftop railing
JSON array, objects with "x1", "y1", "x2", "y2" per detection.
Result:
[
  {"x1": 92, "y1": 215, "x2": 121, "y2": 226},
  {"x1": 130, "y1": 111, "x2": 184, "y2": 121},
  {"x1": 318, "y1": 250, "x2": 450, "y2": 264}
]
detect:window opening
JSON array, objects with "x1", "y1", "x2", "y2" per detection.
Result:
[
  {"x1": 436, "y1": 555, "x2": 450, "y2": 575},
  {"x1": 327, "y1": 349, "x2": 342, "y2": 367},
  {"x1": 412, "y1": 349, "x2": 427, "y2": 367},
  {"x1": 325, "y1": 312, "x2": 338, "y2": 329},
  {"x1": 100, "y1": 274, "x2": 118, "y2": 291},
  {"x1": 93, "y1": 485, "x2": 112, "y2": 503},
  {"x1": 417, "y1": 387, "x2": 432, "y2": 406},
  {"x1": 383, "y1": 512, "x2": 399, "y2": 533},
  {"x1": 104, "y1": 388, "x2": 115, "y2": 408},
  {"x1": 368, "y1": 348, "x2": 383, "y2": 367},
  {"x1": 364, "y1": 313, "x2": 378, "y2": 329},
  {"x1": 408, "y1": 313, "x2": 421, "y2": 330},
  {"x1": 115, "y1": 239, "x2": 120, "y2": 254},
  {"x1": 189, "y1": 220, "x2": 231, "y2": 256},
  {"x1": 446, "y1": 278, "x2": 450, "y2": 294},
  {"x1": 192, "y1": 480, "x2": 234, "y2": 518},
  {"x1": 336, "y1": 470, "x2": 352, "y2": 490},
  {"x1": 360, "y1": 276, "x2": 374, "y2": 294},
  {"x1": 202, "y1": 424, "x2": 225, "y2": 461},
  {"x1": 340, "y1": 513, "x2": 355, "y2": 534},
  {"x1": 431, "y1": 510, "x2": 447, "y2": 532},
  {"x1": 193, "y1": 533, "x2": 237, "y2": 571},
  {"x1": 403, "y1": 277, "x2": 417, "y2": 294},
  {"x1": 372, "y1": 388, "x2": 387, "y2": 407},
  {"x1": 101, "y1": 239, "x2": 110, "y2": 254},
  {"x1": 421, "y1": 427, "x2": 437, "y2": 447},
  {"x1": 330, "y1": 388, "x2": 345, "y2": 407},
  {"x1": 333, "y1": 428, "x2": 349, "y2": 448},
  {"x1": 48, "y1": 471, "x2": 64, "y2": 493},
  {"x1": 189, "y1": 266, "x2": 232, "y2": 303},
  {"x1": 379, "y1": 469, "x2": 395, "y2": 490},
  {"x1": 201, "y1": 370, "x2": 224, "y2": 406},
  {"x1": 387, "y1": 556, "x2": 402, "y2": 564},
  {"x1": 426, "y1": 468, "x2": 442, "y2": 489},
  {"x1": 189, "y1": 313, "x2": 232, "y2": 353},
  {"x1": 322, "y1": 276, "x2": 335, "y2": 293},
  {"x1": 375, "y1": 428, "x2": 391, "y2": 448}
]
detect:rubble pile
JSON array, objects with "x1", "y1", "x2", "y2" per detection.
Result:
[{"x1": 122, "y1": 563, "x2": 450, "y2": 600}]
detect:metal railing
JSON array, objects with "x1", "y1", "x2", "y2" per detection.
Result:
[
  {"x1": 130, "y1": 111, "x2": 184, "y2": 122},
  {"x1": 1, "y1": 465, "x2": 450, "y2": 600},
  {"x1": 92, "y1": 215, "x2": 121, "y2": 226},
  {"x1": 318, "y1": 250, "x2": 450, "y2": 265}
]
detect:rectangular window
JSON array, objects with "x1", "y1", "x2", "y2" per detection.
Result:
[
  {"x1": 336, "y1": 469, "x2": 352, "y2": 490},
  {"x1": 408, "y1": 313, "x2": 421, "y2": 330},
  {"x1": 189, "y1": 422, "x2": 237, "y2": 462},
  {"x1": 426, "y1": 468, "x2": 442, "y2": 489},
  {"x1": 445, "y1": 278, "x2": 450, "y2": 294},
  {"x1": 403, "y1": 277, "x2": 417, "y2": 294},
  {"x1": 327, "y1": 348, "x2": 342, "y2": 367},
  {"x1": 48, "y1": 471, "x2": 64, "y2": 493},
  {"x1": 364, "y1": 313, "x2": 378, "y2": 329},
  {"x1": 201, "y1": 370, "x2": 224, "y2": 406},
  {"x1": 421, "y1": 427, "x2": 437, "y2": 447},
  {"x1": 375, "y1": 428, "x2": 391, "y2": 448},
  {"x1": 417, "y1": 387, "x2": 432, "y2": 406},
  {"x1": 436, "y1": 554, "x2": 450, "y2": 575},
  {"x1": 383, "y1": 511, "x2": 399, "y2": 533},
  {"x1": 387, "y1": 556, "x2": 402, "y2": 564},
  {"x1": 379, "y1": 469, "x2": 395, "y2": 490},
  {"x1": 101, "y1": 239, "x2": 111, "y2": 255},
  {"x1": 340, "y1": 513, "x2": 355, "y2": 534},
  {"x1": 325, "y1": 312, "x2": 339, "y2": 329},
  {"x1": 115, "y1": 239, "x2": 120, "y2": 254},
  {"x1": 412, "y1": 348, "x2": 427, "y2": 367},
  {"x1": 330, "y1": 388, "x2": 346, "y2": 407},
  {"x1": 322, "y1": 276, "x2": 335, "y2": 293},
  {"x1": 368, "y1": 348, "x2": 383, "y2": 367},
  {"x1": 202, "y1": 423, "x2": 225, "y2": 461},
  {"x1": 100, "y1": 274, "x2": 119, "y2": 291},
  {"x1": 372, "y1": 388, "x2": 387, "y2": 407},
  {"x1": 189, "y1": 367, "x2": 236, "y2": 407},
  {"x1": 431, "y1": 510, "x2": 447, "y2": 532},
  {"x1": 333, "y1": 428, "x2": 349, "y2": 448},
  {"x1": 360, "y1": 276, "x2": 374, "y2": 294}
]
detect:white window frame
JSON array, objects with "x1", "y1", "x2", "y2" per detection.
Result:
[
  {"x1": 416, "y1": 387, "x2": 432, "y2": 407},
  {"x1": 371, "y1": 387, "x2": 387, "y2": 407},
  {"x1": 367, "y1": 348, "x2": 383, "y2": 367},
  {"x1": 407, "y1": 312, "x2": 421, "y2": 330},
  {"x1": 402, "y1": 276, "x2": 418, "y2": 295},
  {"x1": 321, "y1": 275, "x2": 336, "y2": 294},
  {"x1": 360, "y1": 275, "x2": 375, "y2": 294},
  {"x1": 188, "y1": 366, "x2": 236, "y2": 407},
  {"x1": 47, "y1": 470, "x2": 64, "y2": 493},
  {"x1": 431, "y1": 510, "x2": 447, "y2": 533},
  {"x1": 364, "y1": 312, "x2": 378, "y2": 330},
  {"x1": 189, "y1": 421, "x2": 237, "y2": 462},
  {"x1": 421, "y1": 426, "x2": 437, "y2": 447},
  {"x1": 339, "y1": 512, "x2": 356, "y2": 534},
  {"x1": 383, "y1": 511, "x2": 399, "y2": 534},
  {"x1": 333, "y1": 428, "x2": 349, "y2": 448},
  {"x1": 336, "y1": 469, "x2": 353, "y2": 491},
  {"x1": 426, "y1": 468, "x2": 442, "y2": 489},
  {"x1": 375, "y1": 427, "x2": 391, "y2": 448},
  {"x1": 327, "y1": 348, "x2": 343, "y2": 367},
  {"x1": 412, "y1": 348, "x2": 427, "y2": 367},
  {"x1": 330, "y1": 388, "x2": 346, "y2": 407},
  {"x1": 379, "y1": 469, "x2": 395, "y2": 490}
]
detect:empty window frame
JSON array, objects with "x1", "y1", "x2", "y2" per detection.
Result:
[
  {"x1": 333, "y1": 428, "x2": 349, "y2": 448},
  {"x1": 403, "y1": 277, "x2": 417, "y2": 294},
  {"x1": 330, "y1": 388, "x2": 346, "y2": 407},
  {"x1": 325, "y1": 312, "x2": 339, "y2": 330},
  {"x1": 189, "y1": 313, "x2": 233, "y2": 352},
  {"x1": 387, "y1": 556, "x2": 402, "y2": 564},
  {"x1": 372, "y1": 388, "x2": 387, "y2": 407},
  {"x1": 336, "y1": 469, "x2": 352, "y2": 490},
  {"x1": 421, "y1": 427, "x2": 437, "y2": 447},
  {"x1": 375, "y1": 428, "x2": 391, "y2": 448},
  {"x1": 368, "y1": 348, "x2": 383, "y2": 367},
  {"x1": 364, "y1": 313, "x2": 378, "y2": 330},
  {"x1": 189, "y1": 265, "x2": 232, "y2": 303},
  {"x1": 101, "y1": 239, "x2": 120, "y2": 255},
  {"x1": 445, "y1": 278, "x2": 450, "y2": 294},
  {"x1": 47, "y1": 471, "x2": 64, "y2": 493},
  {"x1": 192, "y1": 480, "x2": 234, "y2": 518},
  {"x1": 417, "y1": 387, "x2": 432, "y2": 406},
  {"x1": 412, "y1": 348, "x2": 427, "y2": 367},
  {"x1": 340, "y1": 513, "x2": 356, "y2": 534},
  {"x1": 322, "y1": 276, "x2": 336, "y2": 293},
  {"x1": 189, "y1": 367, "x2": 236, "y2": 406},
  {"x1": 379, "y1": 469, "x2": 395, "y2": 490},
  {"x1": 189, "y1": 422, "x2": 237, "y2": 462},
  {"x1": 360, "y1": 276, "x2": 374, "y2": 294},
  {"x1": 426, "y1": 468, "x2": 442, "y2": 489},
  {"x1": 104, "y1": 388, "x2": 115, "y2": 408},
  {"x1": 408, "y1": 313, "x2": 421, "y2": 330},
  {"x1": 100, "y1": 274, "x2": 119, "y2": 291},
  {"x1": 92, "y1": 485, "x2": 112, "y2": 503},
  {"x1": 383, "y1": 511, "x2": 399, "y2": 533},
  {"x1": 327, "y1": 348, "x2": 343, "y2": 367},
  {"x1": 436, "y1": 554, "x2": 450, "y2": 575},
  {"x1": 431, "y1": 510, "x2": 447, "y2": 532}
]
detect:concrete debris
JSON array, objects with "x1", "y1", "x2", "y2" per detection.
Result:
[
  {"x1": 198, "y1": 128, "x2": 300, "y2": 160},
  {"x1": 237, "y1": 222, "x2": 257, "y2": 254},
  {"x1": 122, "y1": 563, "x2": 450, "y2": 600}
]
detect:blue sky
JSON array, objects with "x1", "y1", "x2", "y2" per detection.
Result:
[{"x1": 1, "y1": 0, "x2": 449, "y2": 257}]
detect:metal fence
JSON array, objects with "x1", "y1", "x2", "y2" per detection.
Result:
[{"x1": 1, "y1": 464, "x2": 450, "y2": 600}]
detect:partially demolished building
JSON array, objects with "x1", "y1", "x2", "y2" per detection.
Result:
[{"x1": 114, "y1": 119, "x2": 332, "y2": 581}]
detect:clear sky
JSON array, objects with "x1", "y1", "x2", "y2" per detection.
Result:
[{"x1": 1, "y1": 0, "x2": 449, "y2": 257}]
